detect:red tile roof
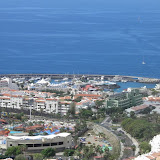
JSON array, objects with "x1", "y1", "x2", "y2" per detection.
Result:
[
  {"x1": 2, "y1": 94, "x2": 11, "y2": 97},
  {"x1": 0, "y1": 119, "x2": 7, "y2": 123},
  {"x1": 75, "y1": 94, "x2": 100, "y2": 97},
  {"x1": 11, "y1": 95, "x2": 22, "y2": 98},
  {"x1": 0, "y1": 97, "x2": 10, "y2": 100},
  {"x1": 25, "y1": 125, "x2": 44, "y2": 131},
  {"x1": 131, "y1": 105, "x2": 149, "y2": 111},
  {"x1": 46, "y1": 98, "x2": 57, "y2": 101}
]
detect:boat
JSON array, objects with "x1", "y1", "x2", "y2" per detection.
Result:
[
  {"x1": 142, "y1": 56, "x2": 146, "y2": 64},
  {"x1": 63, "y1": 77, "x2": 68, "y2": 81},
  {"x1": 54, "y1": 79, "x2": 60, "y2": 82}
]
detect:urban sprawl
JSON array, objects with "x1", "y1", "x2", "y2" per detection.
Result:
[{"x1": 0, "y1": 75, "x2": 160, "y2": 160}]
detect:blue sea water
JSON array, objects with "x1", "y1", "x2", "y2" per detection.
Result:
[
  {"x1": 115, "y1": 82, "x2": 156, "y2": 92},
  {"x1": 0, "y1": 0, "x2": 160, "y2": 78}
]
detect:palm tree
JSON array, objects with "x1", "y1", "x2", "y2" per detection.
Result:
[
  {"x1": 20, "y1": 144, "x2": 28, "y2": 157},
  {"x1": 40, "y1": 108, "x2": 43, "y2": 116}
]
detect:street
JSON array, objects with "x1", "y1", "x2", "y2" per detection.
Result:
[{"x1": 101, "y1": 116, "x2": 135, "y2": 159}]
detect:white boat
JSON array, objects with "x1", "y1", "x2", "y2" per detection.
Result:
[
  {"x1": 142, "y1": 56, "x2": 146, "y2": 64},
  {"x1": 45, "y1": 77, "x2": 51, "y2": 82},
  {"x1": 55, "y1": 79, "x2": 60, "y2": 82},
  {"x1": 63, "y1": 77, "x2": 68, "y2": 81}
]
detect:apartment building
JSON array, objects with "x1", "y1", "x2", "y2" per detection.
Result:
[{"x1": 106, "y1": 89, "x2": 143, "y2": 109}]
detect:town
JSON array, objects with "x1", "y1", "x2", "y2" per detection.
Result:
[{"x1": 0, "y1": 75, "x2": 160, "y2": 160}]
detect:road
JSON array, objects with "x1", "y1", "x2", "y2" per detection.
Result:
[{"x1": 101, "y1": 116, "x2": 137, "y2": 160}]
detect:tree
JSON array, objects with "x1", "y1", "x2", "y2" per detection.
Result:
[
  {"x1": 41, "y1": 148, "x2": 55, "y2": 158},
  {"x1": 15, "y1": 154, "x2": 26, "y2": 160},
  {"x1": 131, "y1": 145, "x2": 136, "y2": 152},
  {"x1": 95, "y1": 100, "x2": 105, "y2": 108},
  {"x1": 29, "y1": 131, "x2": 34, "y2": 136},
  {"x1": 60, "y1": 126, "x2": 67, "y2": 133},
  {"x1": 20, "y1": 144, "x2": 28, "y2": 157},
  {"x1": 74, "y1": 96, "x2": 82, "y2": 102},
  {"x1": 64, "y1": 149, "x2": 75, "y2": 156},
  {"x1": 33, "y1": 153, "x2": 43, "y2": 160},
  {"x1": 130, "y1": 111, "x2": 135, "y2": 118},
  {"x1": 79, "y1": 109, "x2": 93, "y2": 119},
  {"x1": 140, "y1": 141, "x2": 151, "y2": 154},
  {"x1": 70, "y1": 102, "x2": 76, "y2": 117},
  {"x1": 5, "y1": 146, "x2": 22, "y2": 157}
]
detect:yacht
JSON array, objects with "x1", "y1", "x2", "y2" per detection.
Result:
[
  {"x1": 63, "y1": 77, "x2": 68, "y2": 81},
  {"x1": 142, "y1": 56, "x2": 146, "y2": 64}
]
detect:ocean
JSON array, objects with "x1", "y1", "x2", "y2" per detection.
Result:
[{"x1": 0, "y1": 0, "x2": 160, "y2": 78}]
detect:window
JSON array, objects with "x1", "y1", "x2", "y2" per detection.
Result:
[
  {"x1": 27, "y1": 144, "x2": 33, "y2": 147},
  {"x1": 34, "y1": 144, "x2": 41, "y2": 147},
  {"x1": 51, "y1": 143, "x2": 57, "y2": 146},
  {"x1": 59, "y1": 142, "x2": 63, "y2": 145},
  {"x1": 43, "y1": 143, "x2": 50, "y2": 147}
]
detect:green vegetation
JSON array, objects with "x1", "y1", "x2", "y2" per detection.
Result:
[
  {"x1": 74, "y1": 145, "x2": 115, "y2": 160},
  {"x1": 74, "y1": 96, "x2": 82, "y2": 102},
  {"x1": 64, "y1": 149, "x2": 75, "y2": 156},
  {"x1": 139, "y1": 142, "x2": 151, "y2": 154},
  {"x1": 121, "y1": 118, "x2": 156, "y2": 141},
  {"x1": 33, "y1": 153, "x2": 43, "y2": 160},
  {"x1": 121, "y1": 117, "x2": 160, "y2": 154},
  {"x1": 79, "y1": 108, "x2": 93, "y2": 119},
  {"x1": 151, "y1": 89, "x2": 159, "y2": 96},
  {"x1": 15, "y1": 112, "x2": 24, "y2": 120},
  {"x1": 15, "y1": 154, "x2": 26, "y2": 160},
  {"x1": 69, "y1": 102, "x2": 76, "y2": 117},
  {"x1": 5, "y1": 146, "x2": 22, "y2": 157},
  {"x1": 95, "y1": 100, "x2": 105, "y2": 108},
  {"x1": 41, "y1": 148, "x2": 55, "y2": 158},
  {"x1": 41, "y1": 89, "x2": 65, "y2": 96},
  {"x1": 75, "y1": 119, "x2": 87, "y2": 133}
]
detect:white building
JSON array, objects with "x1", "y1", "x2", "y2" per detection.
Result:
[
  {"x1": 0, "y1": 78, "x2": 18, "y2": 90},
  {"x1": 58, "y1": 101, "x2": 71, "y2": 116},
  {"x1": 34, "y1": 98, "x2": 58, "y2": 114},
  {"x1": 45, "y1": 98, "x2": 58, "y2": 113},
  {"x1": 0, "y1": 133, "x2": 73, "y2": 152},
  {"x1": 0, "y1": 95, "x2": 59, "y2": 114},
  {"x1": 10, "y1": 95, "x2": 23, "y2": 109}
]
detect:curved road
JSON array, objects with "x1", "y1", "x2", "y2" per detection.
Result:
[{"x1": 101, "y1": 116, "x2": 139, "y2": 160}]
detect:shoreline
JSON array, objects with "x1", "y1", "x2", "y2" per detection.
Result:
[{"x1": 0, "y1": 73, "x2": 159, "y2": 84}]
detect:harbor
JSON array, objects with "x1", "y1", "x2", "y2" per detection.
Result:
[{"x1": 0, "y1": 74, "x2": 159, "y2": 84}]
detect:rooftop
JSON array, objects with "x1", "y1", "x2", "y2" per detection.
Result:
[{"x1": 7, "y1": 132, "x2": 71, "y2": 140}]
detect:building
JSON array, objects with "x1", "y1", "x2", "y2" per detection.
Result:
[
  {"x1": 0, "y1": 78, "x2": 18, "y2": 90},
  {"x1": 58, "y1": 101, "x2": 71, "y2": 116},
  {"x1": 106, "y1": 89, "x2": 143, "y2": 109},
  {"x1": 74, "y1": 94, "x2": 101, "y2": 100},
  {"x1": 125, "y1": 104, "x2": 151, "y2": 114},
  {"x1": 0, "y1": 94, "x2": 58, "y2": 114},
  {"x1": 4, "y1": 133, "x2": 73, "y2": 152}
]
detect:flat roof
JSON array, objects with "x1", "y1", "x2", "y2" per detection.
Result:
[{"x1": 7, "y1": 132, "x2": 70, "y2": 140}]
